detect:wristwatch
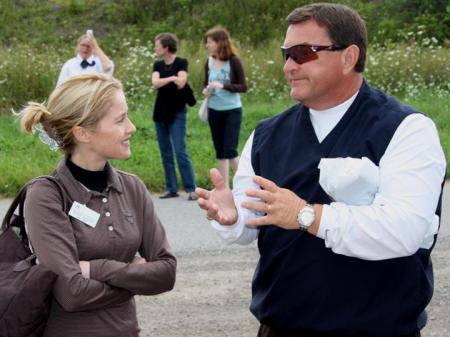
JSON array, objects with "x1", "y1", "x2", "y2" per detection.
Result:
[{"x1": 297, "y1": 203, "x2": 315, "y2": 231}]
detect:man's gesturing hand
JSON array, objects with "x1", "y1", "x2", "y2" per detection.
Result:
[
  {"x1": 195, "y1": 168, "x2": 238, "y2": 225},
  {"x1": 242, "y1": 175, "x2": 305, "y2": 230}
]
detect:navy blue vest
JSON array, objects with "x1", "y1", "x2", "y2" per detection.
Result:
[{"x1": 250, "y1": 82, "x2": 442, "y2": 337}]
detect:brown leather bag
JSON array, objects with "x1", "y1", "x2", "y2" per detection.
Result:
[{"x1": 0, "y1": 176, "x2": 65, "y2": 337}]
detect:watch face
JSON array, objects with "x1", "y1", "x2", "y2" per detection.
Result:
[
  {"x1": 301, "y1": 211, "x2": 315, "y2": 226},
  {"x1": 298, "y1": 205, "x2": 315, "y2": 229}
]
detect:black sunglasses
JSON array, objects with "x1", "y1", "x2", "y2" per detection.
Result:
[{"x1": 281, "y1": 44, "x2": 348, "y2": 65}]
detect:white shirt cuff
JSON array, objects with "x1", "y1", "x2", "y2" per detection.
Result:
[{"x1": 316, "y1": 203, "x2": 342, "y2": 245}]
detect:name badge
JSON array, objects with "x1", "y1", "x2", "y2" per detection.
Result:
[{"x1": 69, "y1": 201, "x2": 100, "y2": 228}]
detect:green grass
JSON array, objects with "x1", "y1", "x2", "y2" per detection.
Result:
[
  {"x1": 403, "y1": 92, "x2": 450, "y2": 169},
  {"x1": 0, "y1": 92, "x2": 448, "y2": 197},
  {"x1": 0, "y1": 96, "x2": 283, "y2": 196}
]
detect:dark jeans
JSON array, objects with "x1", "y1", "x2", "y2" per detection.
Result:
[
  {"x1": 154, "y1": 109, "x2": 196, "y2": 193},
  {"x1": 208, "y1": 107, "x2": 242, "y2": 159},
  {"x1": 257, "y1": 324, "x2": 421, "y2": 337}
]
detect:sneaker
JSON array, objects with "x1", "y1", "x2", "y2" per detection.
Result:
[
  {"x1": 187, "y1": 192, "x2": 199, "y2": 201},
  {"x1": 159, "y1": 191, "x2": 179, "y2": 199}
]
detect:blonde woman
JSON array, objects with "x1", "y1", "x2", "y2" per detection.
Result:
[
  {"x1": 203, "y1": 26, "x2": 247, "y2": 187},
  {"x1": 19, "y1": 73, "x2": 176, "y2": 337}
]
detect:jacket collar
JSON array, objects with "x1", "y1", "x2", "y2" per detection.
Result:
[{"x1": 52, "y1": 157, "x2": 123, "y2": 204}]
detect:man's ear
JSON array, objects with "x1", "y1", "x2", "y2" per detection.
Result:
[
  {"x1": 342, "y1": 45, "x2": 360, "y2": 74},
  {"x1": 72, "y1": 125, "x2": 91, "y2": 144}
]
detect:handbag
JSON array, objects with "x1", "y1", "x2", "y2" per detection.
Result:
[
  {"x1": 198, "y1": 98, "x2": 209, "y2": 122},
  {"x1": 183, "y1": 83, "x2": 197, "y2": 107},
  {"x1": 0, "y1": 176, "x2": 65, "y2": 337},
  {"x1": 198, "y1": 56, "x2": 214, "y2": 122}
]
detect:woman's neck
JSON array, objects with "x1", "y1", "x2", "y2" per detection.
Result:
[
  {"x1": 66, "y1": 157, "x2": 107, "y2": 193},
  {"x1": 211, "y1": 56, "x2": 225, "y2": 69},
  {"x1": 70, "y1": 150, "x2": 107, "y2": 171}
]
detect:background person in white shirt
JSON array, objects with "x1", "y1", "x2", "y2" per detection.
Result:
[
  {"x1": 196, "y1": 3, "x2": 446, "y2": 337},
  {"x1": 56, "y1": 31, "x2": 114, "y2": 87}
]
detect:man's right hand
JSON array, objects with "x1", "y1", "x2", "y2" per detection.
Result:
[{"x1": 195, "y1": 168, "x2": 238, "y2": 225}]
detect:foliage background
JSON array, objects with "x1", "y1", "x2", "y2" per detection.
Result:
[
  {"x1": 1, "y1": 0, "x2": 449, "y2": 112},
  {"x1": 2, "y1": 0, "x2": 449, "y2": 47}
]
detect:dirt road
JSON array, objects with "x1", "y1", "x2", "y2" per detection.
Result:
[
  {"x1": 135, "y1": 240, "x2": 449, "y2": 337},
  {"x1": 133, "y1": 188, "x2": 450, "y2": 337}
]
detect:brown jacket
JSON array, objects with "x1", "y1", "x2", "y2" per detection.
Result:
[{"x1": 25, "y1": 159, "x2": 176, "y2": 337}]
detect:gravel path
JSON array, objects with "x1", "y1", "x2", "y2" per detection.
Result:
[{"x1": 136, "y1": 240, "x2": 449, "y2": 337}]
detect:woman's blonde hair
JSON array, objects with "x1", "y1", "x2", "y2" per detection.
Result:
[
  {"x1": 205, "y1": 26, "x2": 238, "y2": 61},
  {"x1": 19, "y1": 73, "x2": 122, "y2": 155}
]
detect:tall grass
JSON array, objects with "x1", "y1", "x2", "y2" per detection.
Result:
[
  {"x1": 366, "y1": 33, "x2": 450, "y2": 98},
  {"x1": 0, "y1": 46, "x2": 62, "y2": 110},
  {"x1": 1, "y1": 30, "x2": 449, "y2": 113}
]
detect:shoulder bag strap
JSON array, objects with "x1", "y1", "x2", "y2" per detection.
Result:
[
  {"x1": 1, "y1": 176, "x2": 67, "y2": 245},
  {"x1": 1, "y1": 184, "x2": 28, "y2": 233}
]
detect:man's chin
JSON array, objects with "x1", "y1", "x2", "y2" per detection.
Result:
[{"x1": 290, "y1": 89, "x2": 305, "y2": 102}]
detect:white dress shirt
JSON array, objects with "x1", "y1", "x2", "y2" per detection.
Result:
[
  {"x1": 211, "y1": 95, "x2": 446, "y2": 260},
  {"x1": 56, "y1": 54, "x2": 114, "y2": 87}
]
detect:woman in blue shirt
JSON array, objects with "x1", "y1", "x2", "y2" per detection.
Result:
[{"x1": 203, "y1": 26, "x2": 247, "y2": 187}]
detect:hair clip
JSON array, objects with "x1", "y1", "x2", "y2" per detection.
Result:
[{"x1": 34, "y1": 124, "x2": 60, "y2": 151}]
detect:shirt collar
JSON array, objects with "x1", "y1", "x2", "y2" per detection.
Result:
[
  {"x1": 307, "y1": 91, "x2": 359, "y2": 143},
  {"x1": 309, "y1": 90, "x2": 359, "y2": 116},
  {"x1": 53, "y1": 158, "x2": 123, "y2": 203},
  {"x1": 76, "y1": 54, "x2": 95, "y2": 63}
]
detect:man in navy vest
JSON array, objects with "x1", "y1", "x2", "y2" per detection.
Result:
[{"x1": 196, "y1": 3, "x2": 446, "y2": 337}]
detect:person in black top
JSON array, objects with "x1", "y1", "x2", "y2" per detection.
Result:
[{"x1": 152, "y1": 33, "x2": 198, "y2": 200}]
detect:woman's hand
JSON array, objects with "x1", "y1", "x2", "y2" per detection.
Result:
[
  {"x1": 202, "y1": 88, "x2": 211, "y2": 97},
  {"x1": 79, "y1": 261, "x2": 90, "y2": 278},
  {"x1": 131, "y1": 255, "x2": 147, "y2": 265},
  {"x1": 207, "y1": 81, "x2": 224, "y2": 90}
]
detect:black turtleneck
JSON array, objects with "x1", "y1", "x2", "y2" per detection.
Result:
[{"x1": 66, "y1": 158, "x2": 107, "y2": 193}]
